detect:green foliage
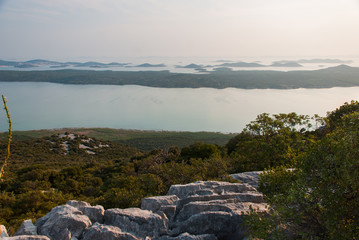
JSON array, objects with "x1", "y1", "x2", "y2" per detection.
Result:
[
  {"x1": 180, "y1": 142, "x2": 221, "y2": 160},
  {"x1": 0, "y1": 128, "x2": 234, "y2": 151},
  {"x1": 326, "y1": 100, "x2": 359, "y2": 131},
  {"x1": 227, "y1": 112, "x2": 318, "y2": 172},
  {"x1": 246, "y1": 108, "x2": 359, "y2": 239}
]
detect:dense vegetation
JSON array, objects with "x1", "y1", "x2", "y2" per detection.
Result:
[
  {"x1": 245, "y1": 101, "x2": 359, "y2": 239},
  {"x1": 1, "y1": 65, "x2": 359, "y2": 89},
  {"x1": 0, "y1": 101, "x2": 358, "y2": 239},
  {"x1": 0, "y1": 128, "x2": 234, "y2": 151}
]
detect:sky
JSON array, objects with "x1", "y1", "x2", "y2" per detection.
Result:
[{"x1": 0, "y1": 0, "x2": 359, "y2": 61}]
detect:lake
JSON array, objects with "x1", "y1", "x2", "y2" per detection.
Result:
[{"x1": 0, "y1": 82, "x2": 358, "y2": 132}]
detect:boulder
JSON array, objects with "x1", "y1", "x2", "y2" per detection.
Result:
[
  {"x1": 80, "y1": 205, "x2": 105, "y2": 224},
  {"x1": 14, "y1": 220, "x2": 37, "y2": 236},
  {"x1": 35, "y1": 205, "x2": 91, "y2": 240},
  {"x1": 66, "y1": 200, "x2": 104, "y2": 224},
  {"x1": 81, "y1": 222, "x2": 139, "y2": 240},
  {"x1": 104, "y1": 208, "x2": 168, "y2": 239}
]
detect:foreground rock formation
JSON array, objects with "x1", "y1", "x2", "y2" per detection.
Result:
[{"x1": 1, "y1": 172, "x2": 266, "y2": 240}]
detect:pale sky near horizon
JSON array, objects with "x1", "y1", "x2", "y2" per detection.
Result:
[{"x1": 1, "y1": 0, "x2": 359, "y2": 61}]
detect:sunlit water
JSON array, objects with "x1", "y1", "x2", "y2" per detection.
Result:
[{"x1": 0, "y1": 82, "x2": 358, "y2": 132}]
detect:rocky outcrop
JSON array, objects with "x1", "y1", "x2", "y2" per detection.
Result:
[
  {"x1": 230, "y1": 171, "x2": 262, "y2": 188},
  {"x1": 155, "y1": 181, "x2": 266, "y2": 239},
  {"x1": 81, "y1": 223, "x2": 139, "y2": 240},
  {"x1": 5, "y1": 171, "x2": 265, "y2": 240},
  {"x1": 104, "y1": 208, "x2": 167, "y2": 239},
  {"x1": 14, "y1": 220, "x2": 37, "y2": 236},
  {"x1": 35, "y1": 205, "x2": 92, "y2": 240}
]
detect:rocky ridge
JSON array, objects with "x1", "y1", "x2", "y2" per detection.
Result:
[{"x1": 0, "y1": 171, "x2": 265, "y2": 240}]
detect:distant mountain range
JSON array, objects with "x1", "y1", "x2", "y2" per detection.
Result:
[
  {"x1": 0, "y1": 59, "x2": 168, "y2": 69},
  {"x1": 0, "y1": 59, "x2": 129, "y2": 68},
  {"x1": 0, "y1": 58, "x2": 353, "y2": 70}
]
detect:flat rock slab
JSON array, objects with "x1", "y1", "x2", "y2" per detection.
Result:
[
  {"x1": 104, "y1": 208, "x2": 167, "y2": 239},
  {"x1": 82, "y1": 223, "x2": 139, "y2": 240},
  {"x1": 230, "y1": 171, "x2": 262, "y2": 188},
  {"x1": 141, "y1": 195, "x2": 179, "y2": 213},
  {"x1": 2, "y1": 236, "x2": 51, "y2": 240},
  {"x1": 167, "y1": 181, "x2": 257, "y2": 199}
]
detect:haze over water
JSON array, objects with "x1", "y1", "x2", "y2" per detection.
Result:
[{"x1": 0, "y1": 82, "x2": 357, "y2": 133}]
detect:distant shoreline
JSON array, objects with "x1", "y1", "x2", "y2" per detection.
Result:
[{"x1": 0, "y1": 65, "x2": 359, "y2": 89}]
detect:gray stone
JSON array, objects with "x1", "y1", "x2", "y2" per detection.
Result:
[
  {"x1": 230, "y1": 171, "x2": 262, "y2": 188},
  {"x1": 170, "y1": 211, "x2": 245, "y2": 240},
  {"x1": 14, "y1": 219, "x2": 37, "y2": 236},
  {"x1": 1, "y1": 225, "x2": 9, "y2": 237},
  {"x1": 167, "y1": 181, "x2": 257, "y2": 199},
  {"x1": 104, "y1": 208, "x2": 168, "y2": 239},
  {"x1": 80, "y1": 205, "x2": 105, "y2": 224},
  {"x1": 81, "y1": 222, "x2": 139, "y2": 240},
  {"x1": 36, "y1": 205, "x2": 91, "y2": 240},
  {"x1": 66, "y1": 200, "x2": 90, "y2": 209},
  {"x1": 141, "y1": 195, "x2": 179, "y2": 213},
  {"x1": 158, "y1": 205, "x2": 177, "y2": 220},
  {"x1": 2, "y1": 236, "x2": 50, "y2": 240}
]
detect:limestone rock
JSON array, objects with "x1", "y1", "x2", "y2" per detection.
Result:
[
  {"x1": 80, "y1": 205, "x2": 105, "y2": 224},
  {"x1": 35, "y1": 205, "x2": 91, "y2": 240},
  {"x1": 81, "y1": 222, "x2": 139, "y2": 240},
  {"x1": 230, "y1": 171, "x2": 262, "y2": 188},
  {"x1": 170, "y1": 211, "x2": 244, "y2": 240},
  {"x1": 141, "y1": 195, "x2": 179, "y2": 213},
  {"x1": 14, "y1": 220, "x2": 37, "y2": 236},
  {"x1": 66, "y1": 200, "x2": 104, "y2": 224},
  {"x1": 7, "y1": 172, "x2": 267, "y2": 240},
  {"x1": 167, "y1": 181, "x2": 257, "y2": 199},
  {"x1": 66, "y1": 200, "x2": 90, "y2": 209},
  {"x1": 165, "y1": 180, "x2": 266, "y2": 239},
  {"x1": 104, "y1": 208, "x2": 167, "y2": 239},
  {"x1": 1, "y1": 236, "x2": 51, "y2": 240}
]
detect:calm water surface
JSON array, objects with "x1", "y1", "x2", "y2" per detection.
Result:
[{"x1": 0, "y1": 82, "x2": 358, "y2": 132}]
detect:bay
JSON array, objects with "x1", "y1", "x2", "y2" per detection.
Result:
[{"x1": 0, "y1": 82, "x2": 358, "y2": 133}]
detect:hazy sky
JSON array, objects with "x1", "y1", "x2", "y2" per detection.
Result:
[{"x1": 1, "y1": 0, "x2": 359, "y2": 61}]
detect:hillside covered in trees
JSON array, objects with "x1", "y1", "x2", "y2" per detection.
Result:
[
  {"x1": 0, "y1": 101, "x2": 359, "y2": 238},
  {"x1": 1, "y1": 65, "x2": 359, "y2": 89}
]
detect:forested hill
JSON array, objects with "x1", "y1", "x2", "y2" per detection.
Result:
[{"x1": 0, "y1": 64, "x2": 359, "y2": 89}]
